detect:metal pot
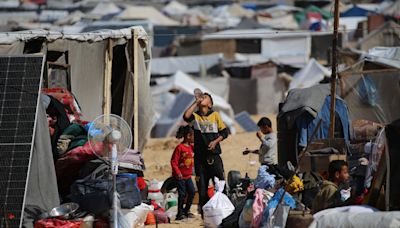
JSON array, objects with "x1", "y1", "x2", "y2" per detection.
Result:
[{"x1": 38, "y1": 203, "x2": 79, "y2": 220}]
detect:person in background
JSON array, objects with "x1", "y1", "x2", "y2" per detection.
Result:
[
  {"x1": 183, "y1": 92, "x2": 229, "y2": 216},
  {"x1": 170, "y1": 125, "x2": 195, "y2": 220},
  {"x1": 243, "y1": 117, "x2": 278, "y2": 168},
  {"x1": 312, "y1": 160, "x2": 350, "y2": 213}
]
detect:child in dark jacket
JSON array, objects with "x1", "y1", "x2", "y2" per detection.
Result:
[{"x1": 171, "y1": 125, "x2": 195, "y2": 220}]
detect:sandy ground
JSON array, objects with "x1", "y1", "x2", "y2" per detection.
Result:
[{"x1": 142, "y1": 115, "x2": 276, "y2": 227}]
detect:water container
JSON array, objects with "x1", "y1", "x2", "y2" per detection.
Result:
[
  {"x1": 164, "y1": 192, "x2": 178, "y2": 210},
  {"x1": 148, "y1": 179, "x2": 164, "y2": 206}
]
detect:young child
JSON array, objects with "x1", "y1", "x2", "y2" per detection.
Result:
[
  {"x1": 312, "y1": 160, "x2": 350, "y2": 213},
  {"x1": 243, "y1": 117, "x2": 278, "y2": 167},
  {"x1": 170, "y1": 125, "x2": 195, "y2": 220}
]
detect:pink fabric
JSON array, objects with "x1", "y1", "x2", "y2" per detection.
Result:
[{"x1": 251, "y1": 189, "x2": 265, "y2": 228}]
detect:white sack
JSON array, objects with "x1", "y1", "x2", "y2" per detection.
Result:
[{"x1": 203, "y1": 178, "x2": 235, "y2": 228}]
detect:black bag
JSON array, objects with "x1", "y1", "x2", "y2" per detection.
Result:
[
  {"x1": 301, "y1": 172, "x2": 323, "y2": 208},
  {"x1": 70, "y1": 164, "x2": 141, "y2": 215}
]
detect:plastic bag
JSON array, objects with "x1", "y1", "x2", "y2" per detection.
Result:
[
  {"x1": 255, "y1": 165, "x2": 276, "y2": 190},
  {"x1": 203, "y1": 178, "x2": 235, "y2": 228},
  {"x1": 132, "y1": 203, "x2": 154, "y2": 227}
]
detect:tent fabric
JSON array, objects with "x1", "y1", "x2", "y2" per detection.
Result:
[
  {"x1": 289, "y1": 58, "x2": 331, "y2": 90},
  {"x1": 295, "y1": 5, "x2": 332, "y2": 23},
  {"x1": 340, "y1": 5, "x2": 372, "y2": 17},
  {"x1": 296, "y1": 96, "x2": 351, "y2": 147},
  {"x1": 85, "y1": 2, "x2": 121, "y2": 19},
  {"x1": 226, "y1": 3, "x2": 255, "y2": 18},
  {"x1": 116, "y1": 5, "x2": 179, "y2": 26},
  {"x1": 279, "y1": 84, "x2": 332, "y2": 119},
  {"x1": 24, "y1": 102, "x2": 60, "y2": 228},
  {"x1": 257, "y1": 14, "x2": 299, "y2": 30},
  {"x1": 309, "y1": 212, "x2": 400, "y2": 228},
  {"x1": 151, "y1": 54, "x2": 222, "y2": 75},
  {"x1": 341, "y1": 71, "x2": 400, "y2": 124},
  {"x1": 365, "y1": 47, "x2": 400, "y2": 69},
  {"x1": 0, "y1": 26, "x2": 148, "y2": 44},
  {"x1": 383, "y1": 1, "x2": 400, "y2": 18},
  {"x1": 260, "y1": 5, "x2": 302, "y2": 18}
]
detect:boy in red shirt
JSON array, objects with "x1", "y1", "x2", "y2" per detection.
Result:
[{"x1": 171, "y1": 125, "x2": 195, "y2": 220}]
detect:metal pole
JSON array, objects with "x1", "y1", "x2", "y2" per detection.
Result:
[{"x1": 329, "y1": 0, "x2": 340, "y2": 139}]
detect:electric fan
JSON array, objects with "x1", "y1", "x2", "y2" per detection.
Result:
[{"x1": 88, "y1": 114, "x2": 132, "y2": 228}]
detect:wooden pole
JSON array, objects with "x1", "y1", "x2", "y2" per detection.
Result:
[
  {"x1": 329, "y1": 0, "x2": 340, "y2": 139},
  {"x1": 104, "y1": 39, "x2": 113, "y2": 120},
  {"x1": 133, "y1": 30, "x2": 139, "y2": 150}
]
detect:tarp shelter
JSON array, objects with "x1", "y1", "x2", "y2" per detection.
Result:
[
  {"x1": 289, "y1": 58, "x2": 331, "y2": 90},
  {"x1": 162, "y1": 0, "x2": 188, "y2": 18},
  {"x1": 0, "y1": 27, "x2": 154, "y2": 151},
  {"x1": 277, "y1": 84, "x2": 351, "y2": 166},
  {"x1": 116, "y1": 5, "x2": 179, "y2": 26},
  {"x1": 357, "y1": 21, "x2": 400, "y2": 51},
  {"x1": 383, "y1": 0, "x2": 400, "y2": 18},
  {"x1": 151, "y1": 53, "x2": 222, "y2": 76},
  {"x1": 339, "y1": 59, "x2": 400, "y2": 124},
  {"x1": 151, "y1": 70, "x2": 235, "y2": 137}
]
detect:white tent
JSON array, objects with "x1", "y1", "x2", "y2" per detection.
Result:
[
  {"x1": 289, "y1": 58, "x2": 331, "y2": 90},
  {"x1": 116, "y1": 5, "x2": 179, "y2": 26}
]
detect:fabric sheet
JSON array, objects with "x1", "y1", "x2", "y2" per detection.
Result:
[{"x1": 24, "y1": 102, "x2": 60, "y2": 228}]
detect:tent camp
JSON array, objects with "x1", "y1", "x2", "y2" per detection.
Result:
[
  {"x1": 84, "y1": 2, "x2": 121, "y2": 20},
  {"x1": 0, "y1": 27, "x2": 154, "y2": 151},
  {"x1": 151, "y1": 70, "x2": 235, "y2": 138}
]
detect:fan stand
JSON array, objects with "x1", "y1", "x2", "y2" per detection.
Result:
[{"x1": 111, "y1": 143, "x2": 119, "y2": 228}]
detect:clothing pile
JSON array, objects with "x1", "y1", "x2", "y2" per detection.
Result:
[
  {"x1": 220, "y1": 165, "x2": 306, "y2": 228},
  {"x1": 38, "y1": 87, "x2": 147, "y2": 226}
]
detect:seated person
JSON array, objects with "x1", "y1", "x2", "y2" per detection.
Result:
[{"x1": 312, "y1": 160, "x2": 350, "y2": 213}]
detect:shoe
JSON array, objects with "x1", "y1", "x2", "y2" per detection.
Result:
[
  {"x1": 175, "y1": 214, "x2": 185, "y2": 220},
  {"x1": 184, "y1": 212, "x2": 195, "y2": 218}
]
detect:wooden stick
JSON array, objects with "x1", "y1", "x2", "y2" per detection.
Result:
[
  {"x1": 103, "y1": 39, "x2": 113, "y2": 119},
  {"x1": 133, "y1": 30, "x2": 139, "y2": 150},
  {"x1": 329, "y1": 0, "x2": 340, "y2": 139}
]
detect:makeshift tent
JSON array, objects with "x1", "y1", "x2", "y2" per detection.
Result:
[
  {"x1": 294, "y1": 5, "x2": 332, "y2": 23},
  {"x1": 277, "y1": 84, "x2": 351, "y2": 166},
  {"x1": 225, "y1": 3, "x2": 255, "y2": 18},
  {"x1": 322, "y1": 1, "x2": 349, "y2": 14},
  {"x1": 257, "y1": 14, "x2": 299, "y2": 30},
  {"x1": 259, "y1": 5, "x2": 302, "y2": 18},
  {"x1": 116, "y1": 5, "x2": 179, "y2": 26},
  {"x1": 151, "y1": 53, "x2": 222, "y2": 76},
  {"x1": 289, "y1": 58, "x2": 331, "y2": 90},
  {"x1": 151, "y1": 71, "x2": 235, "y2": 138},
  {"x1": 383, "y1": 0, "x2": 400, "y2": 18},
  {"x1": 357, "y1": 21, "x2": 400, "y2": 51},
  {"x1": 0, "y1": 27, "x2": 154, "y2": 151},
  {"x1": 339, "y1": 59, "x2": 400, "y2": 124},
  {"x1": 365, "y1": 46, "x2": 400, "y2": 68}
]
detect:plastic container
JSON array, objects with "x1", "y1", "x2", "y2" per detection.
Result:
[
  {"x1": 148, "y1": 179, "x2": 164, "y2": 206},
  {"x1": 164, "y1": 193, "x2": 178, "y2": 210}
]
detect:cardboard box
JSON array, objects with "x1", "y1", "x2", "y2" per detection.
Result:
[{"x1": 299, "y1": 154, "x2": 347, "y2": 172}]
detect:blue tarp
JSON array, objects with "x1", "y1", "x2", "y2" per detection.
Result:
[
  {"x1": 341, "y1": 5, "x2": 372, "y2": 17},
  {"x1": 296, "y1": 96, "x2": 351, "y2": 147}
]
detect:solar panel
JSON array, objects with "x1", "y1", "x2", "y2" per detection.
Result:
[
  {"x1": 235, "y1": 111, "x2": 258, "y2": 132},
  {"x1": 0, "y1": 55, "x2": 44, "y2": 228}
]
